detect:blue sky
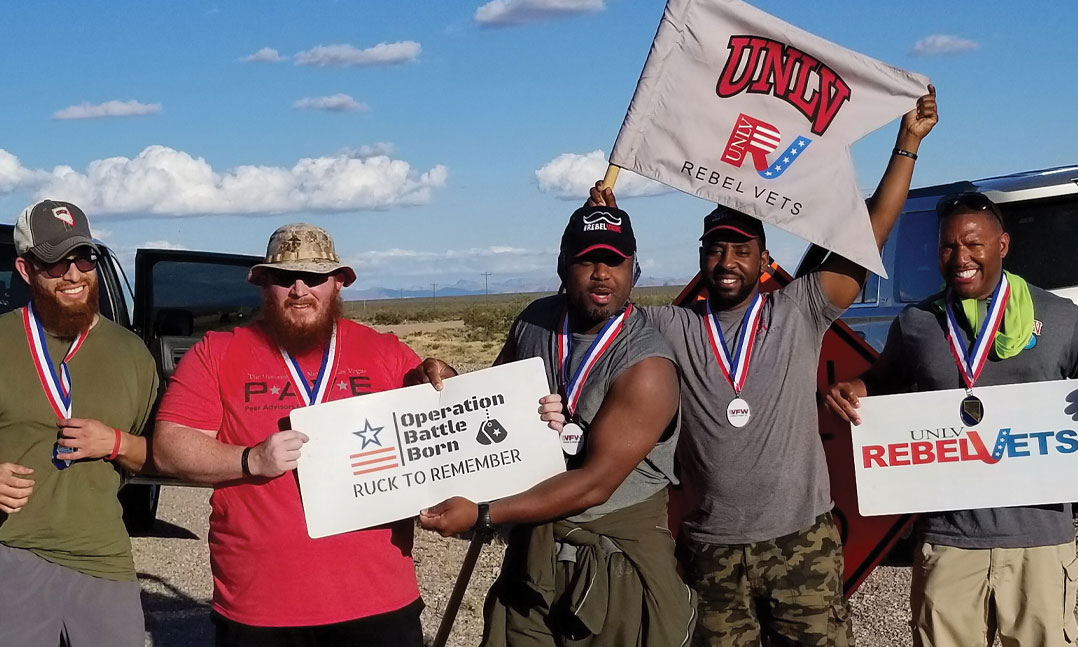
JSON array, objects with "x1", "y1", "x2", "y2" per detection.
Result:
[{"x1": 1, "y1": 1, "x2": 1075, "y2": 296}]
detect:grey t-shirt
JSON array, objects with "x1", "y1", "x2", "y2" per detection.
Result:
[
  {"x1": 865, "y1": 283, "x2": 1078, "y2": 549},
  {"x1": 644, "y1": 273, "x2": 844, "y2": 544},
  {"x1": 509, "y1": 295, "x2": 680, "y2": 522}
]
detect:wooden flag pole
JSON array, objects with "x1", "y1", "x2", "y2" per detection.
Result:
[
  {"x1": 433, "y1": 534, "x2": 487, "y2": 647},
  {"x1": 602, "y1": 164, "x2": 621, "y2": 191}
]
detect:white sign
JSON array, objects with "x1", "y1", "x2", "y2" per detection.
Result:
[
  {"x1": 851, "y1": 379, "x2": 1078, "y2": 516},
  {"x1": 609, "y1": 0, "x2": 930, "y2": 276},
  {"x1": 292, "y1": 358, "x2": 566, "y2": 538}
]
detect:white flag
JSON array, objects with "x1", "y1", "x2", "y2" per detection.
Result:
[{"x1": 610, "y1": 0, "x2": 929, "y2": 276}]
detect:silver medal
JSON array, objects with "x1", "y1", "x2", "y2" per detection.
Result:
[
  {"x1": 560, "y1": 422, "x2": 584, "y2": 455},
  {"x1": 726, "y1": 397, "x2": 752, "y2": 428}
]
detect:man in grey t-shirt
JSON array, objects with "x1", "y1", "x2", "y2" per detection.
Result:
[
  {"x1": 590, "y1": 88, "x2": 937, "y2": 646},
  {"x1": 827, "y1": 191, "x2": 1078, "y2": 647}
]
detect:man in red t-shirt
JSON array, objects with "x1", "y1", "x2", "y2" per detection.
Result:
[{"x1": 153, "y1": 224, "x2": 432, "y2": 646}]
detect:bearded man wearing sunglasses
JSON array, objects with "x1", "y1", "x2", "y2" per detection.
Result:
[
  {"x1": 0, "y1": 200, "x2": 160, "y2": 647},
  {"x1": 152, "y1": 223, "x2": 564, "y2": 647}
]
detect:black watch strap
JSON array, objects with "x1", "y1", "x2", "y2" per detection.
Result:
[{"x1": 474, "y1": 502, "x2": 495, "y2": 537}]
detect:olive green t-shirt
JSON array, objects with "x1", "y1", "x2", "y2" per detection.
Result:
[{"x1": 0, "y1": 309, "x2": 159, "y2": 581}]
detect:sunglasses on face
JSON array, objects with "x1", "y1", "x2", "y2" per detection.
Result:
[
  {"x1": 34, "y1": 252, "x2": 99, "y2": 278},
  {"x1": 266, "y1": 270, "x2": 333, "y2": 288}
]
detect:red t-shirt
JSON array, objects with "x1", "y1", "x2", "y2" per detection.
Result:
[{"x1": 156, "y1": 319, "x2": 422, "y2": 627}]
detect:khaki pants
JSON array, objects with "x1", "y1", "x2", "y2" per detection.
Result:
[{"x1": 911, "y1": 541, "x2": 1078, "y2": 647}]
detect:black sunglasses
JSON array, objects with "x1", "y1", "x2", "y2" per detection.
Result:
[
  {"x1": 266, "y1": 270, "x2": 333, "y2": 288},
  {"x1": 34, "y1": 252, "x2": 99, "y2": 278},
  {"x1": 936, "y1": 191, "x2": 1004, "y2": 223}
]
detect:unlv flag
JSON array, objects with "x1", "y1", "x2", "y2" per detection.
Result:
[{"x1": 609, "y1": 0, "x2": 929, "y2": 276}]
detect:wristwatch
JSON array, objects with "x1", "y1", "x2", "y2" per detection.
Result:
[{"x1": 473, "y1": 502, "x2": 496, "y2": 538}]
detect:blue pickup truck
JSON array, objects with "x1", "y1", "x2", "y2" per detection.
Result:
[{"x1": 796, "y1": 165, "x2": 1078, "y2": 350}]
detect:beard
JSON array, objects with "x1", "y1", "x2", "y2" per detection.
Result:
[
  {"x1": 706, "y1": 271, "x2": 758, "y2": 310},
  {"x1": 31, "y1": 276, "x2": 99, "y2": 340},
  {"x1": 261, "y1": 293, "x2": 342, "y2": 355}
]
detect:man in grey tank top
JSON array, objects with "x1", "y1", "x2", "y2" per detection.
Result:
[
  {"x1": 589, "y1": 88, "x2": 938, "y2": 646},
  {"x1": 827, "y1": 192, "x2": 1078, "y2": 647},
  {"x1": 416, "y1": 205, "x2": 696, "y2": 646}
]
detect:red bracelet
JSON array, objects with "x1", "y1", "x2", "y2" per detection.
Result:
[{"x1": 107, "y1": 428, "x2": 122, "y2": 461}]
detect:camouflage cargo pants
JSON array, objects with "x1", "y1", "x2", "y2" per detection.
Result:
[{"x1": 678, "y1": 512, "x2": 852, "y2": 647}]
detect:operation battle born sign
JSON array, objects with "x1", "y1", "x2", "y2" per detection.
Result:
[{"x1": 293, "y1": 358, "x2": 566, "y2": 538}]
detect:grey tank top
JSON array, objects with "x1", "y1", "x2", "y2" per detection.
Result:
[{"x1": 510, "y1": 295, "x2": 680, "y2": 522}]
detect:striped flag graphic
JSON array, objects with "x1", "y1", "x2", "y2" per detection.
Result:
[{"x1": 351, "y1": 447, "x2": 399, "y2": 476}]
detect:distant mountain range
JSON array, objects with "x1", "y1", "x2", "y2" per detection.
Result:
[{"x1": 344, "y1": 275, "x2": 693, "y2": 301}]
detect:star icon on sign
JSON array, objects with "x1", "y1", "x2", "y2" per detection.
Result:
[
  {"x1": 790, "y1": 149, "x2": 799, "y2": 156},
  {"x1": 765, "y1": 171, "x2": 773, "y2": 177},
  {"x1": 774, "y1": 165, "x2": 783, "y2": 171},
  {"x1": 337, "y1": 380, "x2": 348, "y2": 390},
  {"x1": 353, "y1": 420, "x2": 384, "y2": 449},
  {"x1": 782, "y1": 157, "x2": 790, "y2": 163},
  {"x1": 270, "y1": 386, "x2": 281, "y2": 395}
]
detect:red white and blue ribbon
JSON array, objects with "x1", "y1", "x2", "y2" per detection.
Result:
[
  {"x1": 704, "y1": 293, "x2": 764, "y2": 396},
  {"x1": 279, "y1": 323, "x2": 338, "y2": 407},
  {"x1": 22, "y1": 302, "x2": 88, "y2": 420},
  {"x1": 944, "y1": 274, "x2": 1010, "y2": 390},
  {"x1": 558, "y1": 304, "x2": 632, "y2": 415}
]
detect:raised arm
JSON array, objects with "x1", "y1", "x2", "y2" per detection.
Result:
[
  {"x1": 817, "y1": 86, "x2": 939, "y2": 309},
  {"x1": 419, "y1": 355, "x2": 679, "y2": 535}
]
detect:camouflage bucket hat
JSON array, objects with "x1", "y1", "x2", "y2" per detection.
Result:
[{"x1": 248, "y1": 223, "x2": 356, "y2": 287}]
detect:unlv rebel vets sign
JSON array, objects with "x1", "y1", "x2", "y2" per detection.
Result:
[
  {"x1": 609, "y1": 0, "x2": 929, "y2": 276},
  {"x1": 292, "y1": 358, "x2": 566, "y2": 538},
  {"x1": 851, "y1": 379, "x2": 1078, "y2": 516}
]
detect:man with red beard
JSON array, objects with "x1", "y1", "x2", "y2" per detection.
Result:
[
  {"x1": 152, "y1": 224, "x2": 566, "y2": 647},
  {"x1": 0, "y1": 200, "x2": 159, "y2": 647}
]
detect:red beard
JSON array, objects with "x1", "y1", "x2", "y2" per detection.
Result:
[
  {"x1": 261, "y1": 294, "x2": 342, "y2": 355},
  {"x1": 30, "y1": 276, "x2": 99, "y2": 340}
]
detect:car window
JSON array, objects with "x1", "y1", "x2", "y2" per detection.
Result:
[
  {"x1": 149, "y1": 259, "x2": 261, "y2": 337},
  {"x1": 894, "y1": 211, "x2": 943, "y2": 303},
  {"x1": 1002, "y1": 194, "x2": 1078, "y2": 290}
]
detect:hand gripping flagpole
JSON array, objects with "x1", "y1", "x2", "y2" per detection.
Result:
[{"x1": 433, "y1": 532, "x2": 489, "y2": 647}]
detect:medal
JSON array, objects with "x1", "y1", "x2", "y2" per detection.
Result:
[
  {"x1": 944, "y1": 275, "x2": 1009, "y2": 425},
  {"x1": 560, "y1": 422, "x2": 584, "y2": 455},
  {"x1": 279, "y1": 323, "x2": 339, "y2": 407},
  {"x1": 557, "y1": 304, "x2": 632, "y2": 455},
  {"x1": 705, "y1": 294, "x2": 764, "y2": 428},
  {"x1": 23, "y1": 303, "x2": 89, "y2": 469}
]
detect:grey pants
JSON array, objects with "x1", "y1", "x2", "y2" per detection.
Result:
[{"x1": 0, "y1": 543, "x2": 144, "y2": 647}]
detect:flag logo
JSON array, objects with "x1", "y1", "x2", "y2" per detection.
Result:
[
  {"x1": 720, "y1": 113, "x2": 812, "y2": 180},
  {"x1": 51, "y1": 206, "x2": 75, "y2": 226},
  {"x1": 350, "y1": 419, "x2": 400, "y2": 475}
]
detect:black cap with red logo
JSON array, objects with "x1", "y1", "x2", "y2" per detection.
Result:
[
  {"x1": 560, "y1": 205, "x2": 637, "y2": 259},
  {"x1": 700, "y1": 204, "x2": 765, "y2": 245}
]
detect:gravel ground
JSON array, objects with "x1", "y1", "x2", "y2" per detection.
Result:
[{"x1": 132, "y1": 486, "x2": 951, "y2": 647}]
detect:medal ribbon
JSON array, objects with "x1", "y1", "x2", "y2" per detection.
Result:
[
  {"x1": 23, "y1": 303, "x2": 88, "y2": 420},
  {"x1": 944, "y1": 275, "x2": 1009, "y2": 390},
  {"x1": 279, "y1": 323, "x2": 338, "y2": 407},
  {"x1": 558, "y1": 303, "x2": 632, "y2": 415},
  {"x1": 704, "y1": 293, "x2": 764, "y2": 396}
]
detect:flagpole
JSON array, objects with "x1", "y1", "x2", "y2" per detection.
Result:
[
  {"x1": 602, "y1": 164, "x2": 620, "y2": 190},
  {"x1": 433, "y1": 534, "x2": 487, "y2": 647}
]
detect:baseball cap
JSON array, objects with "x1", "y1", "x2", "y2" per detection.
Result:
[
  {"x1": 14, "y1": 200, "x2": 99, "y2": 263},
  {"x1": 936, "y1": 191, "x2": 1005, "y2": 226},
  {"x1": 560, "y1": 206, "x2": 636, "y2": 259},
  {"x1": 700, "y1": 205, "x2": 765, "y2": 242},
  {"x1": 248, "y1": 223, "x2": 357, "y2": 287}
]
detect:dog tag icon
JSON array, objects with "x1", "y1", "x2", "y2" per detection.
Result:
[{"x1": 477, "y1": 419, "x2": 508, "y2": 445}]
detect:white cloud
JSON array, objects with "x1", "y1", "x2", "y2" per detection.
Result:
[
  {"x1": 52, "y1": 100, "x2": 162, "y2": 121},
  {"x1": 241, "y1": 47, "x2": 286, "y2": 63},
  {"x1": 0, "y1": 150, "x2": 47, "y2": 193},
  {"x1": 475, "y1": 0, "x2": 604, "y2": 26},
  {"x1": 1, "y1": 145, "x2": 445, "y2": 217},
  {"x1": 141, "y1": 240, "x2": 188, "y2": 250},
  {"x1": 293, "y1": 94, "x2": 368, "y2": 112},
  {"x1": 910, "y1": 34, "x2": 980, "y2": 57},
  {"x1": 294, "y1": 41, "x2": 421, "y2": 67},
  {"x1": 535, "y1": 150, "x2": 669, "y2": 199},
  {"x1": 338, "y1": 142, "x2": 396, "y2": 158}
]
